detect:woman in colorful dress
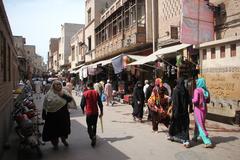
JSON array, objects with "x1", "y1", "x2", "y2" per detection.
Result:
[
  {"x1": 148, "y1": 78, "x2": 170, "y2": 132},
  {"x1": 192, "y1": 77, "x2": 213, "y2": 148}
]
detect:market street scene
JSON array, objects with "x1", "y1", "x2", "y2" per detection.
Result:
[{"x1": 0, "y1": 0, "x2": 240, "y2": 160}]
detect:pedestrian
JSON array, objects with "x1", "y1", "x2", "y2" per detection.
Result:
[
  {"x1": 148, "y1": 81, "x2": 170, "y2": 133},
  {"x1": 34, "y1": 78, "x2": 42, "y2": 100},
  {"x1": 168, "y1": 77, "x2": 192, "y2": 148},
  {"x1": 143, "y1": 80, "x2": 149, "y2": 99},
  {"x1": 132, "y1": 81, "x2": 145, "y2": 122},
  {"x1": 42, "y1": 79, "x2": 47, "y2": 94},
  {"x1": 66, "y1": 79, "x2": 73, "y2": 95},
  {"x1": 192, "y1": 77, "x2": 213, "y2": 148},
  {"x1": 42, "y1": 80, "x2": 73, "y2": 150},
  {"x1": 104, "y1": 79, "x2": 113, "y2": 106},
  {"x1": 145, "y1": 80, "x2": 155, "y2": 121},
  {"x1": 80, "y1": 81, "x2": 103, "y2": 147}
]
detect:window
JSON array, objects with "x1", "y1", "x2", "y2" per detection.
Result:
[
  {"x1": 88, "y1": 36, "x2": 92, "y2": 51},
  {"x1": 113, "y1": 20, "x2": 117, "y2": 36},
  {"x1": 202, "y1": 49, "x2": 207, "y2": 60},
  {"x1": 230, "y1": 44, "x2": 236, "y2": 57},
  {"x1": 87, "y1": 8, "x2": 91, "y2": 24},
  {"x1": 211, "y1": 48, "x2": 215, "y2": 59},
  {"x1": 220, "y1": 46, "x2": 225, "y2": 58},
  {"x1": 71, "y1": 46, "x2": 75, "y2": 61}
]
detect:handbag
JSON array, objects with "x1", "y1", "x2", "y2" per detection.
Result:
[{"x1": 68, "y1": 99, "x2": 77, "y2": 109}]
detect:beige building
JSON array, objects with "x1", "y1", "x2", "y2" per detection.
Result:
[
  {"x1": 70, "y1": 27, "x2": 85, "y2": 72},
  {"x1": 13, "y1": 36, "x2": 27, "y2": 79},
  {"x1": 157, "y1": 0, "x2": 181, "y2": 48},
  {"x1": 198, "y1": 0, "x2": 240, "y2": 120},
  {"x1": 48, "y1": 38, "x2": 60, "y2": 72},
  {"x1": 58, "y1": 23, "x2": 84, "y2": 70},
  {"x1": 84, "y1": 0, "x2": 112, "y2": 62}
]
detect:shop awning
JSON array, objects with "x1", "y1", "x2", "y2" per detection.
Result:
[{"x1": 128, "y1": 43, "x2": 191, "y2": 66}]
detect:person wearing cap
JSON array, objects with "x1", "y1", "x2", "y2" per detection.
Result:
[{"x1": 80, "y1": 81, "x2": 103, "y2": 147}]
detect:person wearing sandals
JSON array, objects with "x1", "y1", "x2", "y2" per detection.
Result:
[
  {"x1": 42, "y1": 80, "x2": 72, "y2": 150},
  {"x1": 168, "y1": 78, "x2": 192, "y2": 148},
  {"x1": 192, "y1": 77, "x2": 213, "y2": 148}
]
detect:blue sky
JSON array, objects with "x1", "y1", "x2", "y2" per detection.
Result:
[{"x1": 3, "y1": 0, "x2": 85, "y2": 63}]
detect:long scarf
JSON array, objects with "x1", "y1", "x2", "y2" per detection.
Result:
[
  {"x1": 43, "y1": 81, "x2": 69, "y2": 112},
  {"x1": 196, "y1": 78, "x2": 209, "y2": 99}
]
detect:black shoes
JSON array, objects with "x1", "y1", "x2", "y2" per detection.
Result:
[
  {"x1": 91, "y1": 136, "x2": 96, "y2": 147},
  {"x1": 61, "y1": 138, "x2": 69, "y2": 147}
]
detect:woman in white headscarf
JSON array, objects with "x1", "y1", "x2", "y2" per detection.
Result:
[{"x1": 42, "y1": 80, "x2": 73, "y2": 150}]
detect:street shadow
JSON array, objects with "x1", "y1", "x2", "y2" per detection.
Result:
[
  {"x1": 211, "y1": 136, "x2": 239, "y2": 145},
  {"x1": 190, "y1": 136, "x2": 238, "y2": 148},
  {"x1": 69, "y1": 109, "x2": 85, "y2": 118},
  {"x1": 36, "y1": 119, "x2": 130, "y2": 160},
  {"x1": 101, "y1": 136, "x2": 133, "y2": 143}
]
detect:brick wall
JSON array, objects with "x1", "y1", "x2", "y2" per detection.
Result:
[{"x1": 0, "y1": 1, "x2": 18, "y2": 157}]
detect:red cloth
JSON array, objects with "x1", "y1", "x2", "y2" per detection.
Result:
[{"x1": 83, "y1": 90, "x2": 100, "y2": 115}]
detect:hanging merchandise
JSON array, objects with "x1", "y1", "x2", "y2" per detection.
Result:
[
  {"x1": 112, "y1": 55, "x2": 123, "y2": 74},
  {"x1": 167, "y1": 65, "x2": 171, "y2": 77},
  {"x1": 171, "y1": 66, "x2": 176, "y2": 75},
  {"x1": 176, "y1": 55, "x2": 183, "y2": 67}
]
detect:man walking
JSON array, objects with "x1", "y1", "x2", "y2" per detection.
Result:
[
  {"x1": 104, "y1": 80, "x2": 113, "y2": 106},
  {"x1": 80, "y1": 81, "x2": 103, "y2": 147}
]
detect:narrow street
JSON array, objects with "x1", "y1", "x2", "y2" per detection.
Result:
[{"x1": 2, "y1": 93, "x2": 240, "y2": 160}]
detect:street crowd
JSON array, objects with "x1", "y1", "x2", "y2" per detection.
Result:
[{"x1": 20, "y1": 76, "x2": 213, "y2": 151}]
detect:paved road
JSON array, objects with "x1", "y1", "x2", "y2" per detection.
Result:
[{"x1": 2, "y1": 92, "x2": 240, "y2": 160}]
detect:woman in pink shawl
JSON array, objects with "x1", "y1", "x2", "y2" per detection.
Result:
[{"x1": 192, "y1": 78, "x2": 212, "y2": 148}]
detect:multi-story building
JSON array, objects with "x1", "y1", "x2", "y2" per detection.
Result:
[
  {"x1": 33, "y1": 54, "x2": 45, "y2": 76},
  {"x1": 198, "y1": 0, "x2": 240, "y2": 121},
  {"x1": 24, "y1": 45, "x2": 36, "y2": 79},
  {"x1": 70, "y1": 27, "x2": 85, "y2": 72},
  {"x1": 84, "y1": 0, "x2": 112, "y2": 62},
  {"x1": 13, "y1": 36, "x2": 27, "y2": 80},
  {"x1": 58, "y1": 23, "x2": 84, "y2": 71},
  {"x1": 95, "y1": 0, "x2": 151, "y2": 62},
  {"x1": 0, "y1": 1, "x2": 19, "y2": 157},
  {"x1": 48, "y1": 38, "x2": 60, "y2": 73}
]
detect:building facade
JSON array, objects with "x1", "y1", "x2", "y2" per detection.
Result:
[
  {"x1": 0, "y1": 1, "x2": 19, "y2": 157},
  {"x1": 58, "y1": 23, "x2": 84, "y2": 70},
  {"x1": 95, "y1": 0, "x2": 151, "y2": 62},
  {"x1": 70, "y1": 28, "x2": 85, "y2": 71},
  {"x1": 198, "y1": 0, "x2": 240, "y2": 120},
  {"x1": 48, "y1": 38, "x2": 60, "y2": 73},
  {"x1": 84, "y1": 0, "x2": 112, "y2": 62},
  {"x1": 13, "y1": 36, "x2": 27, "y2": 80}
]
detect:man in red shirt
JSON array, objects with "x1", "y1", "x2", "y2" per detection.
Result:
[{"x1": 80, "y1": 81, "x2": 103, "y2": 147}]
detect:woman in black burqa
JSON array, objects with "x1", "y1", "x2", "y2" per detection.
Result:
[
  {"x1": 168, "y1": 77, "x2": 192, "y2": 148},
  {"x1": 132, "y1": 81, "x2": 145, "y2": 122}
]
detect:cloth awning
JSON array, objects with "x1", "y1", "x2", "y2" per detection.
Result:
[{"x1": 128, "y1": 43, "x2": 191, "y2": 66}]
